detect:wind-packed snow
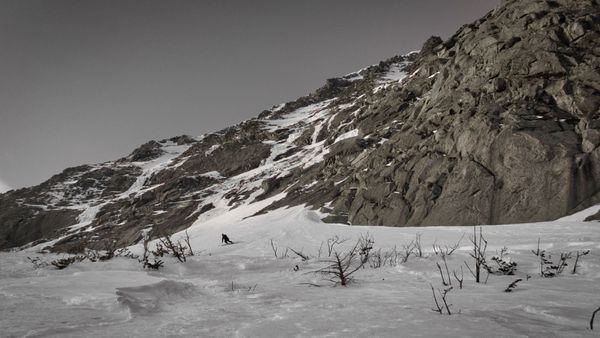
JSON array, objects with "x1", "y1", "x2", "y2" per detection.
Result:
[
  {"x1": 68, "y1": 203, "x2": 103, "y2": 232},
  {"x1": 380, "y1": 61, "x2": 410, "y2": 83},
  {"x1": 205, "y1": 144, "x2": 220, "y2": 156},
  {"x1": 343, "y1": 72, "x2": 364, "y2": 82},
  {"x1": 263, "y1": 99, "x2": 336, "y2": 132},
  {"x1": 199, "y1": 171, "x2": 225, "y2": 180},
  {"x1": 271, "y1": 103, "x2": 286, "y2": 112},
  {"x1": 333, "y1": 129, "x2": 359, "y2": 143},
  {"x1": 372, "y1": 61, "x2": 413, "y2": 94},
  {"x1": 2, "y1": 206, "x2": 599, "y2": 337},
  {"x1": 122, "y1": 143, "x2": 192, "y2": 199}
]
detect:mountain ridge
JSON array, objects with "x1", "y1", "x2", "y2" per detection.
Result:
[{"x1": 2, "y1": 0, "x2": 600, "y2": 252}]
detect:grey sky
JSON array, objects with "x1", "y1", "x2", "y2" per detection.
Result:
[{"x1": 0, "y1": 0, "x2": 499, "y2": 190}]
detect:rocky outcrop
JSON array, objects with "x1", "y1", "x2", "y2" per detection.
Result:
[
  {"x1": 1, "y1": 0, "x2": 599, "y2": 252},
  {"x1": 258, "y1": 0, "x2": 600, "y2": 226},
  {"x1": 125, "y1": 141, "x2": 165, "y2": 162}
]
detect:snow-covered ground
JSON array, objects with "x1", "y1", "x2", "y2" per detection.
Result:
[{"x1": 1, "y1": 206, "x2": 599, "y2": 337}]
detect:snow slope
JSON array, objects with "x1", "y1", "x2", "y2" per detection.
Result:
[{"x1": 1, "y1": 206, "x2": 599, "y2": 337}]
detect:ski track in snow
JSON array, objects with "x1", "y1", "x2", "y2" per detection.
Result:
[{"x1": 2, "y1": 206, "x2": 600, "y2": 337}]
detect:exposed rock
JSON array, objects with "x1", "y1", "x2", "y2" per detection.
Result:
[
  {"x1": 126, "y1": 141, "x2": 164, "y2": 162},
  {"x1": 420, "y1": 36, "x2": 443, "y2": 56}
]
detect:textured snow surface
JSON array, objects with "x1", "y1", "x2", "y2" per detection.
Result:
[
  {"x1": 333, "y1": 129, "x2": 359, "y2": 143},
  {"x1": 380, "y1": 61, "x2": 410, "y2": 83},
  {"x1": 2, "y1": 206, "x2": 600, "y2": 337},
  {"x1": 556, "y1": 204, "x2": 600, "y2": 222}
]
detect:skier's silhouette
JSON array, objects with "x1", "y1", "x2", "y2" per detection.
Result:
[{"x1": 222, "y1": 233, "x2": 233, "y2": 245}]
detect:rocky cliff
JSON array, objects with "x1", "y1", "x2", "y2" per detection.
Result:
[{"x1": 1, "y1": 0, "x2": 600, "y2": 252}]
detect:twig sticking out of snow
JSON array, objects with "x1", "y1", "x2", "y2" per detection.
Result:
[
  {"x1": 504, "y1": 279, "x2": 522, "y2": 292},
  {"x1": 288, "y1": 247, "x2": 309, "y2": 261},
  {"x1": 436, "y1": 256, "x2": 452, "y2": 287},
  {"x1": 158, "y1": 233, "x2": 193, "y2": 263},
  {"x1": 430, "y1": 284, "x2": 453, "y2": 315},
  {"x1": 270, "y1": 239, "x2": 289, "y2": 259},
  {"x1": 572, "y1": 250, "x2": 590, "y2": 274},
  {"x1": 540, "y1": 251, "x2": 571, "y2": 277},
  {"x1": 591, "y1": 306, "x2": 600, "y2": 330},
  {"x1": 465, "y1": 226, "x2": 489, "y2": 283},
  {"x1": 270, "y1": 239, "x2": 278, "y2": 258},
  {"x1": 453, "y1": 266, "x2": 464, "y2": 289},
  {"x1": 414, "y1": 233, "x2": 423, "y2": 258},
  {"x1": 315, "y1": 240, "x2": 364, "y2": 286},
  {"x1": 432, "y1": 233, "x2": 464, "y2": 257},
  {"x1": 531, "y1": 237, "x2": 541, "y2": 256}
]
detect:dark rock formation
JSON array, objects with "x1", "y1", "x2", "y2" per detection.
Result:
[
  {"x1": 263, "y1": 0, "x2": 600, "y2": 226},
  {"x1": 125, "y1": 141, "x2": 165, "y2": 162}
]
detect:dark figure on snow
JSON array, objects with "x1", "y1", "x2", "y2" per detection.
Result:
[{"x1": 222, "y1": 233, "x2": 233, "y2": 245}]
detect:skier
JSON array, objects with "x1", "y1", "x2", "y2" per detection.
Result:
[{"x1": 222, "y1": 233, "x2": 233, "y2": 245}]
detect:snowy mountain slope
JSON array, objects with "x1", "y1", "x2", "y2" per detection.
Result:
[
  {"x1": 1, "y1": 211, "x2": 599, "y2": 337},
  {"x1": 2, "y1": 0, "x2": 600, "y2": 253},
  {"x1": 0, "y1": 54, "x2": 420, "y2": 251}
]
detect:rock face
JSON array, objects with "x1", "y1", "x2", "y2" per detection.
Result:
[{"x1": 1, "y1": 0, "x2": 600, "y2": 252}]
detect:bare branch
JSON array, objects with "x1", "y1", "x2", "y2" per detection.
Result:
[
  {"x1": 572, "y1": 250, "x2": 590, "y2": 274},
  {"x1": 591, "y1": 306, "x2": 600, "y2": 330},
  {"x1": 414, "y1": 233, "x2": 423, "y2": 258},
  {"x1": 436, "y1": 262, "x2": 449, "y2": 286},
  {"x1": 315, "y1": 240, "x2": 363, "y2": 286},
  {"x1": 430, "y1": 284, "x2": 443, "y2": 314},
  {"x1": 504, "y1": 278, "x2": 522, "y2": 292},
  {"x1": 430, "y1": 284, "x2": 453, "y2": 315},
  {"x1": 441, "y1": 287, "x2": 453, "y2": 315},
  {"x1": 270, "y1": 239, "x2": 278, "y2": 258},
  {"x1": 465, "y1": 226, "x2": 489, "y2": 283},
  {"x1": 453, "y1": 266, "x2": 464, "y2": 289},
  {"x1": 288, "y1": 247, "x2": 310, "y2": 261},
  {"x1": 184, "y1": 230, "x2": 194, "y2": 256}
]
